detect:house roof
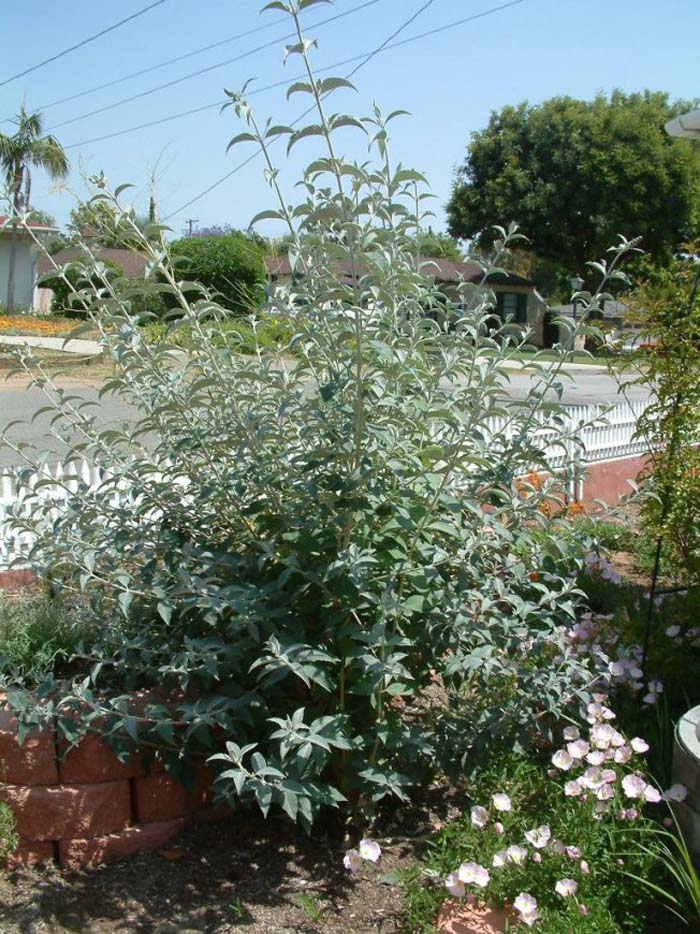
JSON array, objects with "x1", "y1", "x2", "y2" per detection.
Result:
[
  {"x1": 264, "y1": 254, "x2": 533, "y2": 288},
  {"x1": 37, "y1": 246, "x2": 149, "y2": 280},
  {"x1": 0, "y1": 214, "x2": 58, "y2": 234}
]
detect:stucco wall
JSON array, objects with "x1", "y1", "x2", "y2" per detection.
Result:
[{"x1": 0, "y1": 236, "x2": 36, "y2": 310}]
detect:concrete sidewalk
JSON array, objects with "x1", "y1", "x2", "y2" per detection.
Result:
[{"x1": 0, "y1": 334, "x2": 103, "y2": 356}]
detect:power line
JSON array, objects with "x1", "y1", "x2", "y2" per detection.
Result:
[
  {"x1": 64, "y1": 0, "x2": 526, "y2": 153},
  {"x1": 164, "y1": 0, "x2": 438, "y2": 221},
  {"x1": 48, "y1": 0, "x2": 381, "y2": 133},
  {"x1": 0, "y1": 1, "x2": 167, "y2": 89},
  {"x1": 35, "y1": 16, "x2": 299, "y2": 115}
]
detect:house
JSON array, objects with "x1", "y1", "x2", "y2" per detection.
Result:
[
  {"x1": 0, "y1": 215, "x2": 58, "y2": 311},
  {"x1": 264, "y1": 254, "x2": 549, "y2": 343},
  {"x1": 37, "y1": 246, "x2": 149, "y2": 283},
  {"x1": 549, "y1": 299, "x2": 629, "y2": 350}
]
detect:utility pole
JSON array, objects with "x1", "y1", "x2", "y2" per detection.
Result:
[{"x1": 185, "y1": 218, "x2": 198, "y2": 237}]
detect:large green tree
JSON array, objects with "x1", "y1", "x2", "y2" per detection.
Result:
[
  {"x1": 447, "y1": 90, "x2": 700, "y2": 283},
  {"x1": 0, "y1": 107, "x2": 68, "y2": 312}
]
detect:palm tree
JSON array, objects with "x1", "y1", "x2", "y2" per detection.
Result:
[{"x1": 0, "y1": 107, "x2": 69, "y2": 313}]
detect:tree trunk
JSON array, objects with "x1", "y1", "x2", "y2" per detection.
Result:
[{"x1": 6, "y1": 164, "x2": 23, "y2": 315}]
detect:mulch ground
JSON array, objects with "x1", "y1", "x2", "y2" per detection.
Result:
[{"x1": 0, "y1": 791, "x2": 459, "y2": 934}]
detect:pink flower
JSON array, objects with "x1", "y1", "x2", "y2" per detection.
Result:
[
  {"x1": 614, "y1": 745, "x2": 632, "y2": 764},
  {"x1": 532, "y1": 852, "x2": 542, "y2": 863},
  {"x1": 663, "y1": 784, "x2": 688, "y2": 803},
  {"x1": 524, "y1": 825, "x2": 551, "y2": 849},
  {"x1": 630, "y1": 737, "x2": 649, "y2": 754},
  {"x1": 644, "y1": 785, "x2": 662, "y2": 804},
  {"x1": 551, "y1": 839, "x2": 566, "y2": 855},
  {"x1": 492, "y1": 793, "x2": 512, "y2": 812},
  {"x1": 601, "y1": 769, "x2": 617, "y2": 784},
  {"x1": 359, "y1": 838, "x2": 381, "y2": 862},
  {"x1": 586, "y1": 750, "x2": 606, "y2": 766},
  {"x1": 622, "y1": 774, "x2": 647, "y2": 799},
  {"x1": 579, "y1": 903, "x2": 590, "y2": 916},
  {"x1": 567, "y1": 740, "x2": 590, "y2": 760},
  {"x1": 470, "y1": 805, "x2": 489, "y2": 829},
  {"x1": 564, "y1": 780, "x2": 583, "y2": 797},
  {"x1": 457, "y1": 861, "x2": 490, "y2": 887},
  {"x1": 343, "y1": 849, "x2": 362, "y2": 873},
  {"x1": 552, "y1": 749, "x2": 573, "y2": 771},
  {"x1": 514, "y1": 893, "x2": 539, "y2": 927},
  {"x1": 493, "y1": 821, "x2": 505, "y2": 835},
  {"x1": 506, "y1": 845, "x2": 528, "y2": 865},
  {"x1": 555, "y1": 878, "x2": 578, "y2": 898},
  {"x1": 566, "y1": 846, "x2": 581, "y2": 859},
  {"x1": 445, "y1": 871, "x2": 465, "y2": 898},
  {"x1": 492, "y1": 849, "x2": 508, "y2": 868},
  {"x1": 580, "y1": 860, "x2": 590, "y2": 874}
]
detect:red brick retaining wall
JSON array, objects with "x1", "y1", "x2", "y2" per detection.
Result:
[{"x1": 0, "y1": 707, "x2": 228, "y2": 868}]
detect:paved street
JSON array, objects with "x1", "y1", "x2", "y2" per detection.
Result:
[{"x1": 0, "y1": 367, "x2": 652, "y2": 468}]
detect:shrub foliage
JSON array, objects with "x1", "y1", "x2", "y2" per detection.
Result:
[
  {"x1": 168, "y1": 230, "x2": 266, "y2": 314},
  {"x1": 0, "y1": 0, "x2": 634, "y2": 829}
]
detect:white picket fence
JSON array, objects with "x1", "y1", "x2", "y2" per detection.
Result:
[{"x1": 0, "y1": 399, "x2": 650, "y2": 570}]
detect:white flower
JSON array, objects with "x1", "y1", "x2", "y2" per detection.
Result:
[
  {"x1": 555, "y1": 878, "x2": 578, "y2": 898},
  {"x1": 445, "y1": 871, "x2": 466, "y2": 898},
  {"x1": 596, "y1": 784, "x2": 615, "y2": 801},
  {"x1": 563, "y1": 725, "x2": 580, "y2": 741},
  {"x1": 567, "y1": 740, "x2": 590, "y2": 760},
  {"x1": 343, "y1": 849, "x2": 362, "y2": 873},
  {"x1": 601, "y1": 768, "x2": 617, "y2": 784},
  {"x1": 532, "y1": 852, "x2": 542, "y2": 863},
  {"x1": 470, "y1": 805, "x2": 489, "y2": 829},
  {"x1": 609, "y1": 660, "x2": 626, "y2": 678},
  {"x1": 614, "y1": 745, "x2": 632, "y2": 764},
  {"x1": 566, "y1": 845, "x2": 581, "y2": 858},
  {"x1": 564, "y1": 780, "x2": 583, "y2": 797},
  {"x1": 666, "y1": 625, "x2": 681, "y2": 638},
  {"x1": 493, "y1": 821, "x2": 505, "y2": 835},
  {"x1": 552, "y1": 749, "x2": 573, "y2": 771},
  {"x1": 514, "y1": 893, "x2": 539, "y2": 927},
  {"x1": 492, "y1": 793, "x2": 512, "y2": 812},
  {"x1": 622, "y1": 774, "x2": 647, "y2": 799},
  {"x1": 457, "y1": 861, "x2": 490, "y2": 887},
  {"x1": 644, "y1": 785, "x2": 662, "y2": 804},
  {"x1": 359, "y1": 838, "x2": 381, "y2": 863},
  {"x1": 524, "y1": 825, "x2": 551, "y2": 849},
  {"x1": 492, "y1": 849, "x2": 508, "y2": 868},
  {"x1": 506, "y1": 845, "x2": 528, "y2": 865},
  {"x1": 630, "y1": 737, "x2": 649, "y2": 754},
  {"x1": 580, "y1": 860, "x2": 590, "y2": 874},
  {"x1": 663, "y1": 784, "x2": 688, "y2": 803}
]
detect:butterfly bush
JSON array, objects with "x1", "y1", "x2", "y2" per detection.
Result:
[{"x1": 0, "y1": 0, "x2": 632, "y2": 827}]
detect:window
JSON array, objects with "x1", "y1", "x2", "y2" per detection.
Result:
[{"x1": 496, "y1": 291, "x2": 528, "y2": 324}]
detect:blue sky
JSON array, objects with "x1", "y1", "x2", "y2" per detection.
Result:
[{"x1": 2, "y1": 0, "x2": 699, "y2": 238}]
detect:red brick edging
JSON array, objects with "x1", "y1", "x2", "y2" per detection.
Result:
[{"x1": 0, "y1": 706, "x2": 229, "y2": 868}]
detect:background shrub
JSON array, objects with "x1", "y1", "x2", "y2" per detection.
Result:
[
  {"x1": 42, "y1": 258, "x2": 123, "y2": 312},
  {"x1": 168, "y1": 231, "x2": 266, "y2": 314}
]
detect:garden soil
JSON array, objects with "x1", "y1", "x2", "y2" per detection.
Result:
[{"x1": 0, "y1": 804, "x2": 442, "y2": 933}]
